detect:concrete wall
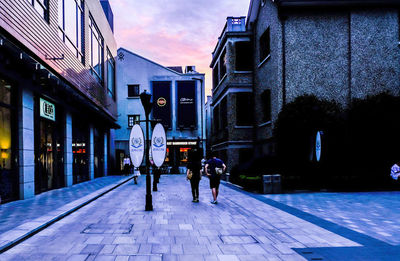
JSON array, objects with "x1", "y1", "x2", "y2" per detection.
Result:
[{"x1": 253, "y1": 3, "x2": 400, "y2": 157}]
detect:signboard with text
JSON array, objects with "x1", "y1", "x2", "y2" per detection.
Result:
[
  {"x1": 151, "y1": 123, "x2": 167, "y2": 168},
  {"x1": 129, "y1": 124, "x2": 145, "y2": 167},
  {"x1": 177, "y1": 81, "x2": 196, "y2": 128},
  {"x1": 40, "y1": 98, "x2": 55, "y2": 121}
]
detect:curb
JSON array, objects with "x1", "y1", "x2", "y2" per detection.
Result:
[{"x1": 0, "y1": 176, "x2": 134, "y2": 254}]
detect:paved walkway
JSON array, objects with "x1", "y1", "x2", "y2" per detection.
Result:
[
  {"x1": 0, "y1": 176, "x2": 132, "y2": 252},
  {"x1": 0, "y1": 175, "x2": 367, "y2": 261},
  {"x1": 263, "y1": 192, "x2": 400, "y2": 245}
]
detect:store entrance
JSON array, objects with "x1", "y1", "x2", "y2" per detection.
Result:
[{"x1": 35, "y1": 103, "x2": 64, "y2": 194}]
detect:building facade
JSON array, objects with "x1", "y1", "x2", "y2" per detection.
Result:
[
  {"x1": 209, "y1": 17, "x2": 254, "y2": 172},
  {"x1": 247, "y1": 0, "x2": 400, "y2": 156},
  {"x1": 115, "y1": 48, "x2": 205, "y2": 173},
  {"x1": 0, "y1": 0, "x2": 118, "y2": 203}
]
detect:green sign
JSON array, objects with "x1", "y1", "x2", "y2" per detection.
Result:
[{"x1": 40, "y1": 98, "x2": 55, "y2": 121}]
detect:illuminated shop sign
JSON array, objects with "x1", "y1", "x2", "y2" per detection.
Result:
[
  {"x1": 157, "y1": 97, "x2": 167, "y2": 107},
  {"x1": 40, "y1": 98, "x2": 55, "y2": 121},
  {"x1": 166, "y1": 141, "x2": 197, "y2": 146}
]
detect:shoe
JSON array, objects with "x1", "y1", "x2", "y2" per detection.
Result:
[
  {"x1": 194, "y1": 199, "x2": 199, "y2": 203},
  {"x1": 210, "y1": 200, "x2": 217, "y2": 204}
]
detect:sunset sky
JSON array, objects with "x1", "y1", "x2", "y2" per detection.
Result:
[{"x1": 109, "y1": 0, "x2": 250, "y2": 97}]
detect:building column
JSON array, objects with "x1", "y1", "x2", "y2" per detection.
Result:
[
  {"x1": 89, "y1": 125, "x2": 94, "y2": 180},
  {"x1": 64, "y1": 113, "x2": 73, "y2": 186},
  {"x1": 103, "y1": 132, "x2": 108, "y2": 176},
  {"x1": 18, "y1": 88, "x2": 35, "y2": 199}
]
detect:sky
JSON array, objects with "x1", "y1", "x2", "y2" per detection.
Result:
[{"x1": 109, "y1": 0, "x2": 250, "y2": 97}]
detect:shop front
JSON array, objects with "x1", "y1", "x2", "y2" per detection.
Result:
[
  {"x1": 73, "y1": 117, "x2": 89, "y2": 184},
  {"x1": 0, "y1": 77, "x2": 17, "y2": 202},
  {"x1": 166, "y1": 140, "x2": 200, "y2": 173},
  {"x1": 34, "y1": 97, "x2": 64, "y2": 194}
]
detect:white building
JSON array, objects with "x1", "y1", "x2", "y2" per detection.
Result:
[{"x1": 115, "y1": 48, "x2": 205, "y2": 173}]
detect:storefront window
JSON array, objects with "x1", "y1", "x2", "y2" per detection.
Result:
[
  {"x1": 180, "y1": 148, "x2": 190, "y2": 163},
  {"x1": 0, "y1": 78, "x2": 17, "y2": 202},
  {"x1": 0, "y1": 80, "x2": 12, "y2": 169}
]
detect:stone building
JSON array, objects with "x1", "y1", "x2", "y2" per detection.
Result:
[
  {"x1": 115, "y1": 48, "x2": 205, "y2": 173},
  {"x1": 0, "y1": 0, "x2": 118, "y2": 202},
  {"x1": 246, "y1": 0, "x2": 400, "y2": 157},
  {"x1": 210, "y1": 17, "x2": 254, "y2": 171}
]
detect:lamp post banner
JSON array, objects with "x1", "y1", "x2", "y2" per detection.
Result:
[
  {"x1": 129, "y1": 124, "x2": 145, "y2": 168},
  {"x1": 151, "y1": 123, "x2": 167, "y2": 168}
]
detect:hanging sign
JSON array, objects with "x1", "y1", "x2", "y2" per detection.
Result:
[
  {"x1": 316, "y1": 131, "x2": 322, "y2": 162},
  {"x1": 40, "y1": 98, "x2": 55, "y2": 121},
  {"x1": 151, "y1": 123, "x2": 167, "y2": 168},
  {"x1": 129, "y1": 124, "x2": 145, "y2": 167}
]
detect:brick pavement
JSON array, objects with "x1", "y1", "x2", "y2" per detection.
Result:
[
  {"x1": 0, "y1": 176, "x2": 132, "y2": 253},
  {"x1": 0, "y1": 175, "x2": 365, "y2": 261}
]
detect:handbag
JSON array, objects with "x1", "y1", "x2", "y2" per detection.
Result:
[
  {"x1": 215, "y1": 167, "x2": 223, "y2": 175},
  {"x1": 187, "y1": 170, "x2": 193, "y2": 180}
]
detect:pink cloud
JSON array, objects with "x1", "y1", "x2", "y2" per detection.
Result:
[{"x1": 109, "y1": 0, "x2": 250, "y2": 96}]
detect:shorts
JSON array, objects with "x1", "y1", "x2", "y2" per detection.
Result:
[{"x1": 209, "y1": 176, "x2": 221, "y2": 189}]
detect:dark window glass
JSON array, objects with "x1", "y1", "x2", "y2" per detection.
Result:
[
  {"x1": 128, "y1": 115, "x2": 140, "y2": 127},
  {"x1": 58, "y1": 0, "x2": 84, "y2": 63},
  {"x1": 107, "y1": 49, "x2": 115, "y2": 100},
  {"x1": 213, "y1": 65, "x2": 219, "y2": 89},
  {"x1": 260, "y1": 27, "x2": 270, "y2": 62},
  {"x1": 127, "y1": 85, "x2": 140, "y2": 97},
  {"x1": 236, "y1": 93, "x2": 253, "y2": 126},
  {"x1": 235, "y1": 41, "x2": 252, "y2": 71},
  {"x1": 219, "y1": 50, "x2": 227, "y2": 79},
  {"x1": 239, "y1": 148, "x2": 253, "y2": 164},
  {"x1": 220, "y1": 97, "x2": 227, "y2": 129},
  {"x1": 213, "y1": 105, "x2": 220, "y2": 133},
  {"x1": 261, "y1": 89, "x2": 271, "y2": 122},
  {"x1": 89, "y1": 15, "x2": 104, "y2": 82}
]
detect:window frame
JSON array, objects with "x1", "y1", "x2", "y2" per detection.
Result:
[
  {"x1": 259, "y1": 27, "x2": 271, "y2": 64},
  {"x1": 89, "y1": 14, "x2": 104, "y2": 83},
  {"x1": 58, "y1": 0, "x2": 84, "y2": 63},
  {"x1": 128, "y1": 115, "x2": 140, "y2": 128},
  {"x1": 106, "y1": 49, "x2": 116, "y2": 100},
  {"x1": 29, "y1": 0, "x2": 49, "y2": 22},
  {"x1": 127, "y1": 84, "x2": 140, "y2": 98}
]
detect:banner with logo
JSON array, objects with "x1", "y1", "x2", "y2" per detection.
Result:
[
  {"x1": 151, "y1": 123, "x2": 167, "y2": 168},
  {"x1": 40, "y1": 98, "x2": 55, "y2": 121},
  {"x1": 177, "y1": 81, "x2": 196, "y2": 128},
  {"x1": 129, "y1": 124, "x2": 144, "y2": 167},
  {"x1": 152, "y1": 81, "x2": 171, "y2": 129}
]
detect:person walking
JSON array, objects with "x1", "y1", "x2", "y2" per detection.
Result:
[
  {"x1": 205, "y1": 152, "x2": 226, "y2": 204},
  {"x1": 186, "y1": 149, "x2": 202, "y2": 203}
]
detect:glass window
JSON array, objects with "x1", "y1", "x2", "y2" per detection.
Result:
[
  {"x1": 260, "y1": 27, "x2": 271, "y2": 63},
  {"x1": 235, "y1": 41, "x2": 252, "y2": 71},
  {"x1": 107, "y1": 49, "x2": 115, "y2": 100},
  {"x1": 127, "y1": 85, "x2": 140, "y2": 97},
  {"x1": 236, "y1": 93, "x2": 253, "y2": 126},
  {"x1": 58, "y1": 0, "x2": 84, "y2": 63},
  {"x1": 128, "y1": 115, "x2": 140, "y2": 127},
  {"x1": 0, "y1": 79, "x2": 12, "y2": 170},
  {"x1": 89, "y1": 15, "x2": 104, "y2": 82}
]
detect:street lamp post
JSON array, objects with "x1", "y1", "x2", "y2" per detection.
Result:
[{"x1": 140, "y1": 90, "x2": 153, "y2": 211}]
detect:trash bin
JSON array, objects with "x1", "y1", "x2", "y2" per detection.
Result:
[
  {"x1": 263, "y1": 175, "x2": 273, "y2": 194},
  {"x1": 272, "y1": 174, "x2": 281, "y2": 194},
  {"x1": 225, "y1": 173, "x2": 230, "y2": 182}
]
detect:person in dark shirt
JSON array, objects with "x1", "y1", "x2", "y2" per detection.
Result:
[
  {"x1": 186, "y1": 149, "x2": 202, "y2": 202},
  {"x1": 205, "y1": 152, "x2": 226, "y2": 204}
]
